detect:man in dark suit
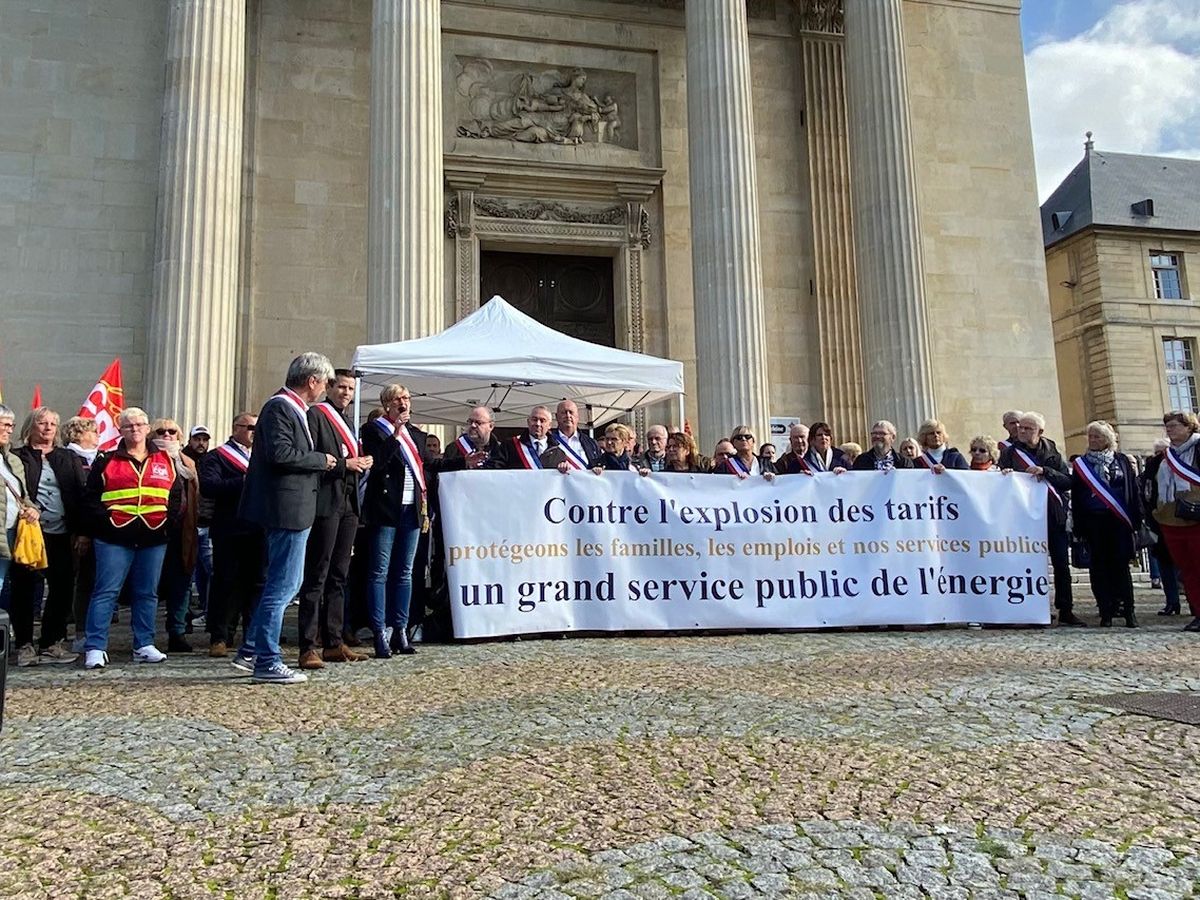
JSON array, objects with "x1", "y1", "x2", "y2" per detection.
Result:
[
  {"x1": 998, "y1": 410, "x2": 1080, "y2": 626},
  {"x1": 198, "y1": 412, "x2": 263, "y2": 658},
  {"x1": 296, "y1": 369, "x2": 374, "y2": 670},
  {"x1": 551, "y1": 399, "x2": 601, "y2": 471},
  {"x1": 443, "y1": 406, "x2": 511, "y2": 469},
  {"x1": 236, "y1": 352, "x2": 338, "y2": 684},
  {"x1": 777, "y1": 423, "x2": 815, "y2": 475},
  {"x1": 851, "y1": 420, "x2": 915, "y2": 471},
  {"x1": 507, "y1": 405, "x2": 559, "y2": 469}
]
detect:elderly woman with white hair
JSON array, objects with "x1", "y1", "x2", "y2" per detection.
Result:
[
  {"x1": 1069, "y1": 420, "x2": 1142, "y2": 627},
  {"x1": 999, "y1": 411, "x2": 1081, "y2": 625},
  {"x1": 1147, "y1": 410, "x2": 1200, "y2": 631},
  {"x1": 80, "y1": 406, "x2": 185, "y2": 669}
]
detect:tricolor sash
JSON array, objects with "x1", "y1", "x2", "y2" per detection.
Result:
[
  {"x1": 1011, "y1": 446, "x2": 1063, "y2": 505},
  {"x1": 455, "y1": 435, "x2": 475, "y2": 457},
  {"x1": 730, "y1": 455, "x2": 753, "y2": 476},
  {"x1": 1075, "y1": 457, "x2": 1133, "y2": 529},
  {"x1": 271, "y1": 387, "x2": 313, "y2": 448},
  {"x1": 512, "y1": 436, "x2": 544, "y2": 470},
  {"x1": 215, "y1": 441, "x2": 250, "y2": 473},
  {"x1": 786, "y1": 453, "x2": 812, "y2": 474},
  {"x1": 1165, "y1": 445, "x2": 1200, "y2": 487},
  {"x1": 999, "y1": 438, "x2": 1012, "y2": 451},
  {"x1": 552, "y1": 430, "x2": 588, "y2": 470},
  {"x1": 918, "y1": 452, "x2": 941, "y2": 470},
  {"x1": 372, "y1": 418, "x2": 427, "y2": 497},
  {"x1": 807, "y1": 450, "x2": 829, "y2": 473},
  {"x1": 314, "y1": 402, "x2": 358, "y2": 458}
]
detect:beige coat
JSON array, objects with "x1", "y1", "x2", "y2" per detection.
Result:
[{"x1": 0, "y1": 444, "x2": 32, "y2": 561}]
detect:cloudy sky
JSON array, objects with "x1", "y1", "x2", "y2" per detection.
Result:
[{"x1": 1022, "y1": 0, "x2": 1200, "y2": 200}]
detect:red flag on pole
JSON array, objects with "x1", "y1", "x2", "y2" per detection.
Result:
[
  {"x1": 31, "y1": 384, "x2": 42, "y2": 410},
  {"x1": 78, "y1": 359, "x2": 124, "y2": 451}
]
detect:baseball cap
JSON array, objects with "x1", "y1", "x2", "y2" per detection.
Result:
[{"x1": 190, "y1": 425, "x2": 211, "y2": 438}]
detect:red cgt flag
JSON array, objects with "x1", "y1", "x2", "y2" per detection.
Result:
[
  {"x1": 31, "y1": 384, "x2": 42, "y2": 410},
  {"x1": 78, "y1": 359, "x2": 124, "y2": 451}
]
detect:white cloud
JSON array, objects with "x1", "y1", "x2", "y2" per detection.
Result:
[{"x1": 1026, "y1": 0, "x2": 1200, "y2": 200}]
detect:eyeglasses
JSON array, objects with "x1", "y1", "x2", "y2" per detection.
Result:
[
  {"x1": 155, "y1": 428, "x2": 179, "y2": 436},
  {"x1": 0, "y1": 422, "x2": 13, "y2": 430},
  {"x1": 733, "y1": 434, "x2": 754, "y2": 442},
  {"x1": 121, "y1": 422, "x2": 149, "y2": 430},
  {"x1": 970, "y1": 447, "x2": 989, "y2": 454}
]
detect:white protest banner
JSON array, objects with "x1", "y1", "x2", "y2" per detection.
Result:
[{"x1": 439, "y1": 470, "x2": 1051, "y2": 639}]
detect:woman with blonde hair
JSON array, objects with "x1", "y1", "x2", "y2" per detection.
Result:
[
  {"x1": 663, "y1": 431, "x2": 703, "y2": 473},
  {"x1": 714, "y1": 425, "x2": 775, "y2": 478},
  {"x1": 0, "y1": 404, "x2": 40, "y2": 604},
  {"x1": 1070, "y1": 420, "x2": 1142, "y2": 627},
  {"x1": 150, "y1": 417, "x2": 200, "y2": 652},
  {"x1": 915, "y1": 419, "x2": 969, "y2": 472}
]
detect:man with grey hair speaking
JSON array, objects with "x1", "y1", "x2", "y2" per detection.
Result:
[{"x1": 235, "y1": 352, "x2": 338, "y2": 684}]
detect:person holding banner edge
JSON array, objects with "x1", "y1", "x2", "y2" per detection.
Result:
[
  {"x1": 1070, "y1": 421, "x2": 1142, "y2": 627},
  {"x1": 999, "y1": 411, "x2": 1082, "y2": 626},
  {"x1": 1150, "y1": 410, "x2": 1200, "y2": 631}
]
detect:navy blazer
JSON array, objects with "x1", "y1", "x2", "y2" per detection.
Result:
[
  {"x1": 550, "y1": 428, "x2": 602, "y2": 467},
  {"x1": 913, "y1": 447, "x2": 969, "y2": 470},
  {"x1": 803, "y1": 447, "x2": 851, "y2": 473},
  {"x1": 505, "y1": 432, "x2": 561, "y2": 469},
  {"x1": 199, "y1": 441, "x2": 256, "y2": 535},
  {"x1": 239, "y1": 392, "x2": 330, "y2": 531},
  {"x1": 360, "y1": 419, "x2": 470, "y2": 526}
]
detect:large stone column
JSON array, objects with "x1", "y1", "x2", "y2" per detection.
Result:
[
  {"x1": 147, "y1": 0, "x2": 245, "y2": 434},
  {"x1": 844, "y1": 0, "x2": 936, "y2": 437},
  {"x1": 686, "y1": 0, "x2": 771, "y2": 451},
  {"x1": 368, "y1": 0, "x2": 444, "y2": 343}
]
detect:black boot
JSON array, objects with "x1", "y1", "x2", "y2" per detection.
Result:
[
  {"x1": 1058, "y1": 610, "x2": 1087, "y2": 627},
  {"x1": 1099, "y1": 618, "x2": 1113, "y2": 627},
  {"x1": 391, "y1": 628, "x2": 417, "y2": 655},
  {"x1": 373, "y1": 633, "x2": 391, "y2": 659},
  {"x1": 168, "y1": 633, "x2": 192, "y2": 653}
]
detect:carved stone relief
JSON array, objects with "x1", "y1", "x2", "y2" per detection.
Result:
[
  {"x1": 794, "y1": 0, "x2": 843, "y2": 33},
  {"x1": 455, "y1": 57, "x2": 637, "y2": 149}
]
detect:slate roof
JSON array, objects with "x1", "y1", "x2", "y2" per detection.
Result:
[{"x1": 1040, "y1": 148, "x2": 1200, "y2": 248}]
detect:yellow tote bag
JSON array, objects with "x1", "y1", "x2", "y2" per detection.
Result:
[{"x1": 4, "y1": 480, "x2": 48, "y2": 570}]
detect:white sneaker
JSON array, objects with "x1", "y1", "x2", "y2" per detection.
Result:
[
  {"x1": 230, "y1": 653, "x2": 255, "y2": 673},
  {"x1": 16, "y1": 643, "x2": 39, "y2": 667},
  {"x1": 132, "y1": 644, "x2": 167, "y2": 664},
  {"x1": 84, "y1": 650, "x2": 109, "y2": 670}
]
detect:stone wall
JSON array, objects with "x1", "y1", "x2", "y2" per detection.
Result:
[
  {"x1": 903, "y1": 0, "x2": 1062, "y2": 446},
  {"x1": 0, "y1": 0, "x2": 164, "y2": 414}
]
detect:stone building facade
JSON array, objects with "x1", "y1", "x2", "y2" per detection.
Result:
[
  {"x1": 1042, "y1": 141, "x2": 1200, "y2": 456},
  {"x1": 1, "y1": 0, "x2": 1059, "y2": 450}
]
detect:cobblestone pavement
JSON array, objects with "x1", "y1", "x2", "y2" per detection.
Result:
[{"x1": 1, "y1": 592, "x2": 1199, "y2": 899}]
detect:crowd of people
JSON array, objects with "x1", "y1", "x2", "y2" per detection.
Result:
[{"x1": 2, "y1": 351, "x2": 1198, "y2": 686}]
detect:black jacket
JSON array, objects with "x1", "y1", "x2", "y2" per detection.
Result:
[
  {"x1": 999, "y1": 438, "x2": 1071, "y2": 527},
  {"x1": 198, "y1": 441, "x2": 256, "y2": 535},
  {"x1": 914, "y1": 447, "x2": 969, "y2": 470},
  {"x1": 505, "y1": 432, "x2": 561, "y2": 469},
  {"x1": 239, "y1": 393, "x2": 330, "y2": 531},
  {"x1": 443, "y1": 434, "x2": 511, "y2": 470},
  {"x1": 361, "y1": 419, "x2": 467, "y2": 527},
  {"x1": 803, "y1": 447, "x2": 851, "y2": 472},
  {"x1": 777, "y1": 451, "x2": 815, "y2": 475},
  {"x1": 307, "y1": 404, "x2": 361, "y2": 519},
  {"x1": 1071, "y1": 453, "x2": 1143, "y2": 530},
  {"x1": 550, "y1": 428, "x2": 602, "y2": 468},
  {"x1": 14, "y1": 445, "x2": 87, "y2": 533},
  {"x1": 84, "y1": 445, "x2": 185, "y2": 548},
  {"x1": 852, "y1": 449, "x2": 915, "y2": 471}
]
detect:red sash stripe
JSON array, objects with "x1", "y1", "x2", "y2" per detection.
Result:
[
  {"x1": 215, "y1": 442, "x2": 249, "y2": 473},
  {"x1": 513, "y1": 436, "x2": 543, "y2": 469},
  {"x1": 1012, "y1": 446, "x2": 1063, "y2": 506},
  {"x1": 313, "y1": 402, "x2": 358, "y2": 458},
  {"x1": 1165, "y1": 446, "x2": 1200, "y2": 487},
  {"x1": 1075, "y1": 458, "x2": 1133, "y2": 529}
]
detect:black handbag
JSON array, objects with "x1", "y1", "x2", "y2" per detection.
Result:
[
  {"x1": 1069, "y1": 536, "x2": 1091, "y2": 569},
  {"x1": 1176, "y1": 491, "x2": 1200, "y2": 522}
]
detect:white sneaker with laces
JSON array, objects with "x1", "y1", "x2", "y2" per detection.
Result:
[
  {"x1": 84, "y1": 650, "x2": 109, "y2": 670},
  {"x1": 133, "y1": 644, "x2": 167, "y2": 664},
  {"x1": 16, "y1": 643, "x2": 40, "y2": 667}
]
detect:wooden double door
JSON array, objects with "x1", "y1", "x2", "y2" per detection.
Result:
[{"x1": 479, "y1": 251, "x2": 615, "y2": 347}]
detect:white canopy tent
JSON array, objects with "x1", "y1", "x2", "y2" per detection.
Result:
[{"x1": 349, "y1": 296, "x2": 686, "y2": 429}]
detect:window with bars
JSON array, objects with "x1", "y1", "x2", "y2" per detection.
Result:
[
  {"x1": 1163, "y1": 338, "x2": 1199, "y2": 412},
  {"x1": 1151, "y1": 252, "x2": 1184, "y2": 300}
]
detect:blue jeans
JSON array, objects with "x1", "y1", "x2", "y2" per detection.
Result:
[
  {"x1": 240, "y1": 526, "x2": 310, "y2": 673},
  {"x1": 194, "y1": 526, "x2": 212, "y2": 614},
  {"x1": 84, "y1": 540, "x2": 168, "y2": 652},
  {"x1": 367, "y1": 505, "x2": 421, "y2": 636}
]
